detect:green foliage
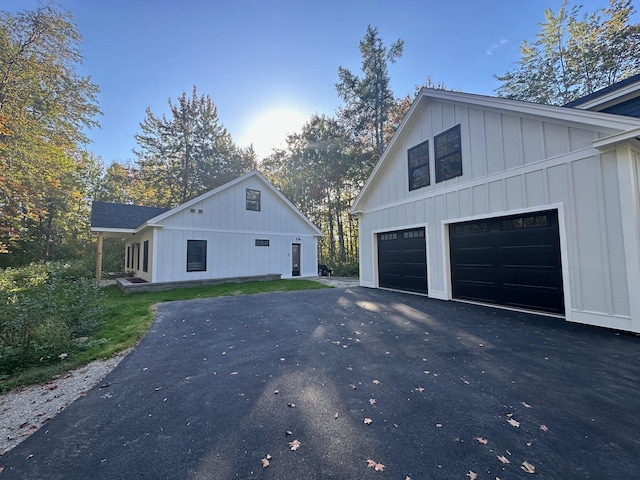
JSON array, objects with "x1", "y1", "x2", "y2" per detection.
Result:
[
  {"x1": 0, "y1": 5, "x2": 101, "y2": 265},
  {"x1": 330, "y1": 260, "x2": 359, "y2": 277},
  {"x1": 496, "y1": 0, "x2": 640, "y2": 105},
  {"x1": 132, "y1": 86, "x2": 256, "y2": 208},
  {"x1": 336, "y1": 25, "x2": 404, "y2": 156},
  {"x1": 0, "y1": 262, "x2": 104, "y2": 377}
]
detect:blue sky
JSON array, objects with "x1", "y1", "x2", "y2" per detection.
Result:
[{"x1": 8, "y1": 0, "x2": 626, "y2": 162}]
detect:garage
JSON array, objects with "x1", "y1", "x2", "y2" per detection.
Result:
[
  {"x1": 449, "y1": 210, "x2": 564, "y2": 314},
  {"x1": 377, "y1": 227, "x2": 427, "y2": 293}
]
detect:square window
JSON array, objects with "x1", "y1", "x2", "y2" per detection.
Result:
[
  {"x1": 408, "y1": 140, "x2": 430, "y2": 191},
  {"x1": 246, "y1": 189, "x2": 261, "y2": 211},
  {"x1": 435, "y1": 124, "x2": 462, "y2": 183},
  {"x1": 187, "y1": 240, "x2": 207, "y2": 272}
]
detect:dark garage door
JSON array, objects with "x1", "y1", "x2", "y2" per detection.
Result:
[
  {"x1": 449, "y1": 210, "x2": 564, "y2": 314},
  {"x1": 378, "y1": 228, "x2": 427, "y2": 294}
]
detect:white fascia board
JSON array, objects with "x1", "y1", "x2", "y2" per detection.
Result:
[
  {"x1": 572, "y1": 81, "x2": 640, "y2": 111},
  {"x1": 593, "y1": 127, "x2": 640, "y2": 149}
]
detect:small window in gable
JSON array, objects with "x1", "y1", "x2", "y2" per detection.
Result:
[
  {"x1": 408, "y1": 139, "x2": 430, "y2": 191},
  {"x1": 435, "y1": 124, "x2": 462, "y2": 183},
  {"x1": 255, "y1": 239, "x2": 270, "y2": 246},
  {"x1": 246, "y1": 189, "x2": 261, "y2": 211}
]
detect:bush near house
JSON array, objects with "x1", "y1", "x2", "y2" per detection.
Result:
[{"x1": 0, "y1": 261, "x2": 104, "y2": 381}]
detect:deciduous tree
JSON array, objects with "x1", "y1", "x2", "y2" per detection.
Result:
[{"x1": 496, "y1": 0, "x2": 640, "y2": 105}]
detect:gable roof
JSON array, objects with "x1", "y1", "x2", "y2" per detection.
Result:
[
  {"x1": 564, "y1": 73, "x2": 640, "y2": 112},
  {"x1": 140, "y1": 170, "x2": 322, "y2": 236},
  {"x1": 91, "y1": 201, "x2": 170, "y2": 231},
  {"x1": 351, "y1": 88, "x2": 640, "y2": 214}
]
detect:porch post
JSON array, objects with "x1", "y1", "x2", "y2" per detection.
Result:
[{"x1": 96, "y1": 231, "x2": 104, "y2": 283}]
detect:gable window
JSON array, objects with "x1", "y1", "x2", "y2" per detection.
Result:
[
  {"x1": 246, "y1": 189, "x2": 261, "y2": 211},
  {"x1": 408, "y1": 139, "x2": 430, "y2": 191},
  {"x1": 187, "y1": 240, "x2": 207, "y2": 272},
  {"x1": 255, "y1": 239, "x2": 270, "y2": 246},
  {"x1": 435, "y1": 124, "x2": 462, "y2": 183},
  {"x1": 143, "y1": 240, "x2": 149, "y2": 272}
]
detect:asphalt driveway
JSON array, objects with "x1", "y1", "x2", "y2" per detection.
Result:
[{"x1": 1, "y1": 287, "x2": 639, "y2": 479}]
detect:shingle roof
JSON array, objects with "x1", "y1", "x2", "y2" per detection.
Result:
[{"x1": 90, "y1": 201, "x2": 170, "y2": 230}]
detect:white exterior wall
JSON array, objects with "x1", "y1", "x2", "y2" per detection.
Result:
[
  {"x1": 357, "y1": 98, "x2": 640, "y2": 333},
  {"x1": 147, "y1": 174, "x2": 319, "y2": 282},
  {"x1": 124, "y1": 229, "x2": 154, "y2": 282}
]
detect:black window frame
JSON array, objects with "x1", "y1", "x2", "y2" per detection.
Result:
[
  {"x1": 435, "y1": 124, "x2": 462, "y2": 183},
  {"x1": 408, "y1": 139, "x2": 430, "y2": 191},
  {"x1": 136, "y1": 243, "x2": 140, "y2": 270},
  {"x1": 126, "y1": 246, "x2": 131, "y2": 268},
  {"x1": 246, "y1": 189, "x2": 261, "y2": 211},
  {"x1": 187, "y1": 239, "x2": 207, "y2": 272},
  {"x1": 255, "y1": 239, "x2": 270, "y2": 246},
  {"x1": 142, "y1": 240, "x2": 149, "y2": 272}
]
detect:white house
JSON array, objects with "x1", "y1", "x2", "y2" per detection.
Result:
[
  {"x1": 91, "y1": 170, "x2": 322, "y2": 285},
  {"x1": 351, "y1": 83, "x2": 640, "y2": 333}
]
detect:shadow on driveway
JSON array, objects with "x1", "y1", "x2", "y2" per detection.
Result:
[{"x1": 1, "y1": 287, "x2": 639, "y2": 479}]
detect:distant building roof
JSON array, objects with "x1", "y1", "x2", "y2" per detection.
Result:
[
  {"x1": 564, "y1": 73, "x2": 640, "y2": 117},
  {"x1": 91, "y1": 201, "x2": 170, "y2": 230}
]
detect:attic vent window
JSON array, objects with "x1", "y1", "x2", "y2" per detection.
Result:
[
  {"x1": 190, "y1": 208, "x2": 196, "y2": 213},
  {"x1": 255, "y1": 239, "x2": 270, "y2": 246},
  {"x1": 246, "y1": 189, "x2": 261, "y2": 211},
  {"x1": 435, "y1": 124, "x2": 462, "y2": 183}
]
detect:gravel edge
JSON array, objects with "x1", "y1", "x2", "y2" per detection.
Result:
[{"x1": 0, "y1": 349, "x2": 131, "y2": 456}]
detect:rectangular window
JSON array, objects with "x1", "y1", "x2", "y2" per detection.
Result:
[
  {"x1": 501, "y1": 215, "x2": 549, "y2": 230},
  {"x1": 255, "y1": 239, "x2": 270, "y2": 246},
  {"x1": 380, "y1": 233, "x2": 398, "y2": 241},
  {"x1": 136, "y1": 244, "x2": 140, "y2": 270},
  {"x1": 403, "y1": 229, "x2": 424, "y2": 239},
  {"x1": 143, "y1": 240, "x2": 149, "y2": 272},
  {"x1": 246, "y1": 189, "x2": 261, "y2": 211},
  {"x1": 408, "y1": 139, "x2": 430, "y2": 191},
  {"x1": 126, "y1": 246, "x2": 131, "y2": 268},
  {"x1": 435, "y1": 124, "x2": 462, "y2": 183},
  {"x1": 187, "y1": 240, "x2": 207, "y2": 272}
]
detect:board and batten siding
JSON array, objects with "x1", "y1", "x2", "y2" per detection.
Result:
[
  {"x1": 357, "y1": 97, "x2": 640, "y2": 332},
  {"x1": 148, "y1": 175, "x2": 318, "y2": 282}
]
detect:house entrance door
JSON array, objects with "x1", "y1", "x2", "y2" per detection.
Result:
[{"x1": 292, "y1": 243, "x2": 301, "y2": 277}]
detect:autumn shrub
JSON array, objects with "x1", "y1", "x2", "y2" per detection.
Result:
[{"x1": 0, "y1": 262, "x2": 104, "y2": 376}]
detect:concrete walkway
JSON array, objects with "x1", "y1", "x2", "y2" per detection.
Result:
[{"x1": 1, "y1": 287, "x2": 638, "y2": 479}]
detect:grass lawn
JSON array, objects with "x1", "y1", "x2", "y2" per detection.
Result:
[{"x1": 0, "y1": 279, "x2": 329, "y2": 392}]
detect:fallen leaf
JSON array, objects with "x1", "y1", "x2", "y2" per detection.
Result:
[
  {"x1": 366, "y1": 459, "x2": 385, "y2": 471},
  {"x1": 369, "y1": 398, "x2": 376, "y2": 405},
  {"x1": 350, "y1": 384, "x2": 357, "y2": 390},
  {"x1": 364, "y1": 418, "x2": 373, "y2": 424},
  {"x1": 526, "y1": 442, "x2": 532, "y2": 447},
  {"x1": 521, "y1": 461, "x2": 536, "y2": 474},
  {"x1": 288, "y1": 403, "x2": 296, "y2": 408},
  {"x1": 475, "y1": 437, "x2": 488, "y2": 445},
  {"x1": 540, "y1": 424, "x2": 549, "y2": 432},
  {"x1": 467, "y1": 471, "x2": 478, "y2": 480},
  {"x1": 261, "y1": 457, "x2": 270, "y2": 468},
  {"x1": 334, "y1": 412, "x2": 339, "y2": 419},
  {"x1": 460, "y1": 377, "x2": 470, "y2": 385},
  {"x1": 507, "y1": 418, "x2": 520, "y2": 428},
  {"x1": 497, "y1": 455, "x2": 510, "y2": 464},
  {"x1": 274, "y1": 389, "x2": 279, "y2": 394},
  {"x1": 230, "y1": 371, "x2": 238, "y2": 375},
  {"x1": 285, "y1": 430, "x2": 293, "y2": 435},
  {"x1": 372, "y1": 379, "x2": 380, "y2": 384},
  {"x1": 435, "y1": 423, "x2": 443, "y2": 428},
  {"x1": 347, "y1": 366, "x2": 353, "y2": 371},
  {"x1": 521, "y1": 401, "x2": 532, "y2": 408},
  {"x1": 289, "y1": 439, "x2": 301, "y2": 451},
  {"x1": 142, "y1": 367, "x2": 148, "y2": 371},
  {"x1": 416, "y1": 387, "x2": 425, "y2": 392},
  {"x1": 154, "y1": 387, "x2": 163, "y2": 391},
  {"x1": 405, "y1": 477, "x2": 411, "y2": 480}
]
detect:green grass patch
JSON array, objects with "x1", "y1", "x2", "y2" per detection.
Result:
[{"x1": 0, "y1": 279, "x2": 329, "y2": 392}]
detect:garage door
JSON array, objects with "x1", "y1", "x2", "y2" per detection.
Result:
[
  {"x1": 377, "y1": 228, "x2": 427, "y2": 294},
  {"x1": 449, "y1": 210, "x2": 564, "y2": 314}
]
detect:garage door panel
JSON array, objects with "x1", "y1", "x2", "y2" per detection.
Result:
[
  {"x1": 450, "y1": 210, "x2": 564, "y2": 314},
  {"x1": 377, "y1": 228, "x2": 427, "y2": 294}
]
